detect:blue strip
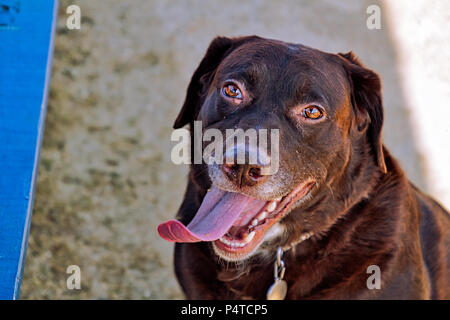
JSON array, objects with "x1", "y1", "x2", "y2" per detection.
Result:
[{"x1": 0, "y1": 0, "x2": 57, "y2": 299}]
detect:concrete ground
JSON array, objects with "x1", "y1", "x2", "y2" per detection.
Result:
[{"x1": 20, "y1": 0, "x2": 449, "y2": 299}]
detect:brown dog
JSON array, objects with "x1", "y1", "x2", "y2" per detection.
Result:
[{"x1": 158, "y1": 36, "x2": 450, "y2": 299}]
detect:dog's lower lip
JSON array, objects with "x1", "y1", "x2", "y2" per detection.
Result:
[{"x1": 213, "y1": 180, "x2": 316, "y2": 258}]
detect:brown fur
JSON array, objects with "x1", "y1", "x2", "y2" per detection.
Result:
[{"x1": 171, "y1": 36, "x2": 450, "y2": 299}]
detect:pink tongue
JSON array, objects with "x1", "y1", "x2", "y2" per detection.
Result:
[{"x1": 158, "y1": 186, "x2": 266, "y2": 242}]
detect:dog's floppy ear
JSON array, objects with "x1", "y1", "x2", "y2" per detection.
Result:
[
  {"x1": 174, "y1": 36, "x2": 252, "y2": 129},
  {"x1": 338, "y1": 52, "x2": 387, "y2": 174}
]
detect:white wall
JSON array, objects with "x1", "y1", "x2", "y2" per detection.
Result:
[{"x1": 385, "y1": 0, "x2": 450, "y2": 208}]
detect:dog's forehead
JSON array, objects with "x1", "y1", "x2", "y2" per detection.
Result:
[
  {"x1": 218, "y1": 39, "x2": 338, "y2": 74},
  {"x1": 216, "y1": 39, "x2": 349, "y2": 105}
]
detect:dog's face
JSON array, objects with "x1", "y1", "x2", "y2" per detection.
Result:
[
  {"x1": 160, "y1": 36, "x2": 386, "y2": 262},
  {"x1": 200, "y1": 39, "x2": 354, "y2": 199}
]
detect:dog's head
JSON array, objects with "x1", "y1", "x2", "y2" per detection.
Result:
[{"x1": 159, "y1": 36, "x2": 386, "y2": 261}]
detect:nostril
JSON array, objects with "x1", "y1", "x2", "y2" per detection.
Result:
[
  {"x1": 222, "y1": 163, "x2": 268, "y2": 186},
  {"x1": 248, "y1": 167, "x2": 262, "y2": 180}
]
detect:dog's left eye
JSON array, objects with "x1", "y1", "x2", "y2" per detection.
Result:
[
  {"x1": 302, "y1": 106, "x2": 324, "y2": 120},
  {"x1": 222, "y1": 83, "x2": 243, "y2": 104}
]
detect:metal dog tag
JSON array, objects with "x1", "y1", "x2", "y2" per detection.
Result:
[
  {"x1": 267, "y1": 247, "x2": 288, "y2": 300},
  {"x1": 267, "y1": 279, "x2": 288, "y2": 300}
]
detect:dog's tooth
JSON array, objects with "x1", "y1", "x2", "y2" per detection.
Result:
[
  {"x1": 220, "y1": 237, "x2": 232, "y2": 246},
  {"x1": 251, "y1": 219, "x2": 258, "y2": 227},
  {"x1": 275, "y1": 196, "x2": 282, "y2": 202},
  {"x1": 244, "y1": 231, "x2": 255, "y2": 243},
  {"x1": 267, "y1": 201, "x2": 277, "y2": 212},
  {"x1": 257, "y1": 211, "x2": 267, "y2": 221}
]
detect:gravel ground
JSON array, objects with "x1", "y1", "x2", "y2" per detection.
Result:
[
  {"x1": 21, "y1": 0, "x2": 188, "y2": 299},
  {"x1": 20, "y1": 0, "x2": 428, "y2": 299}
]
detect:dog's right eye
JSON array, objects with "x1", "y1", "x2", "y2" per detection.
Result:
[{"x1": 221, "y1": 82, "x2": 244, "y2": 105}]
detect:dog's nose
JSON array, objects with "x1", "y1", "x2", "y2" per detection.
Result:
[
  {"x1": 221, "y1": 142, "x2": 272, "y2": 187},
  {"x1": 221, "y1": 162, "x2": 269, "y2": 187}
]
